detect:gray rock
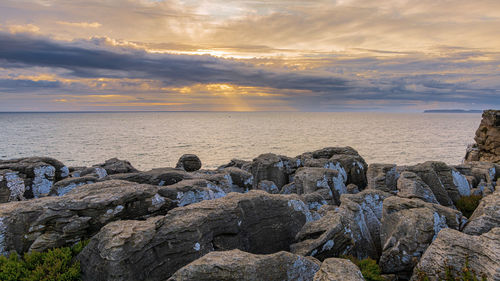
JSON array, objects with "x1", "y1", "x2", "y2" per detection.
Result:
[
  {"x1": 0, "y1": 157, "x2": 69, "y2": 198},
  {"x1": 411, "y1": 228, "x2": 500, "y2": 281},
  {"x1": 49, "y1": 175, "x2": 97, "y2": 196},
  {"x1": 379, "y1": 196, "x2": 463, "y2": 277},
  {"x1": 257, "y1": 180, "x2": 279, "y2": 194},
  {"x1": 396, "y1": 172, "x2": 439, "y2": 204},
  {"x1": 168, "y1": 249, "x2": 320, "y2": 281},
  {"x1": 346, "y1": 184, "x2": 360, "y2": 194},
  {"x1": 366, "y1": 164, "x2": 399, "y2": 193},
  {"x1": 0, "y1": 180, "x2": 173, "y2": 254},
  {"x1": 158, "y1": 179, "x2": 226, "y2": 207},
  {"x1": 313, "y1": 258, "x2": 364, "y2": 281},
  {"x1": 107, "y1": 168, "x2": 192, "y2": 186},
  {"x1": 176, "y1": 154, "x2": 202, "y2": 172},
  {"x1": 221, "y1": 167, "x2": 253, "y2": 191},
  {"x1": 79, "y1": 167, "x2": 108, "y2": 179},
  {"x1": 0, "y1": 169, "x2": 25, "y2": 202},
  {"x1": 251, "y1": 153, "x2": 300, "y2": 189},
  {"x1": 218, "y1": 159, "x2": 252, "y2": 171},
  {"x1": 454, "y1": 161, "x2": 497, "y2": 195},
  {"x1": 280, "y1": 182, "x2": 297, "y2": 194},
  {"x1": 291, "y1": 189, "x2": 391, "y2": 261},
  {"x1": 294, "y1": 167, "x2": 344, "y2": 204},
  {"x1": 78, "y1": 191, "x2": 313, "y2": 281},
  {"x1": 94, "y1": 158, "x2": 138, "y2": 175},
  {"x1": 403, "y1": 161, "x2": 457, "y2": 207},
  {"x1": 463, "y1": 189, "x2": 500, "y2": 235}
]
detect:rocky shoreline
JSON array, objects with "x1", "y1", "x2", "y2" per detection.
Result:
[{"x1": 1, "y1": 110, "x2": 499, "y2": 281}]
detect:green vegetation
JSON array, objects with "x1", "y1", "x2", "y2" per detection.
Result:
[
  {"x1": 456, "y1": 194, "x2": 482, "y2": 218},
  {"x1": 415, "y1": 257, "x2": 487, "y2": 281},
  {"x1": 343, "y1": 255, "x2": 384, "y2": 281},
  {"x1": 0, "y1": 240, "x2": 88, "y2": 281}
]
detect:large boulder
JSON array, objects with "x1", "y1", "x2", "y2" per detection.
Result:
[
  {"x1": 291, "y1": 189, "x2": 391, "y2": 261},
  {"x1": 465, "y1": 110, "x2": 500, "y2": 164},
  {"x1": 379, "y1": 196, "x2": 463, "y2": 277},
  {"x1": 300, "y1": 147, "x2": 368, "y2": 189},
  {"x1": 0, "y1": 169, "x2": 25, "y2": 202},
  {"x1": 396, "y1": 172, "x2": 438, "y2": 204},
  {"x1": 403, "y1": 161, "x2": 462, "y2": 207},
  {"x1": 78, "y1": 191, "x2": 313, "y2": 281},
  {"x1": 94, "y1": 158, "x2": 138, "y2": 175},
  {"x1": 294, "y1": 167, "x2": 344, "y2": 204},
  {"x1": 168, "y1": 249, "x2": 320, "y2": 281},
  {"x1": 0, "y1": 180, "x2": 173, "y2": 254},
  {"x1": 250, "y1": 153, "x2": 299, "y2": 189},
  {"x1": 366, "y1": 164, "x2": 399, "y2": 193},
  {"x1": 313, "y1": 258, "x2": 364, "y2": 281},
  {"x1": 0, "y1": 157, "x2": 69, "y2": 198},
  {"x1": 176, "y1": 154, "x2": 202, "y2": 172},
  {"x1": 463, "y1": 189, "x2": 500, "y2": 235},
  {"x1": 220, "y1": 167, "x2": 253, "y2": 192},
  {"x1": 411, "y1": 228, "x2": 500, "y2": 281}
]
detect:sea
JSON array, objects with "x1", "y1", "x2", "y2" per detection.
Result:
[{"x1": 0, "y1": 112, "x2": 481, "y2": 170}]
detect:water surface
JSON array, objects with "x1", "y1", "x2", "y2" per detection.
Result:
[{"x1": 0, "y1": 112, "x2": 481, "y2": 170}]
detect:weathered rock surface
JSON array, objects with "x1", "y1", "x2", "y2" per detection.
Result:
[
  {"x1": 176, "y1": 154, "x2": 202, "y2": 172},
  {"x1": 0, "y1": 169, "x2": 25, "y2": 203},
  {"x1": 463, "y1": 189, "x2": 500, "y2": 235},
  {"x1": 78, "y1": 191, "x2": 313, "y2": 281},
  {"x1": 168, "y1": 249, "x2": 320, "y2": 281},
  {"x1": 366, "y1": 164, "x2": 399, "y2": 193},
  {"x1": 411, "y1": 228, "x2": 500, "y2": 281},
  {"x1": 403, "y1": 161, "x2": 461, "y2": 206},
  {"x1": 94, "y1": 158, "x2": 138, "y2": 175},
  {"x1": 299, "y1": 147, "x2": 368, "y2": 189},
  {"x1": 454, "y1": 161, "x2": 498, "y2": 195},
  {"x1": 0, "y1": 157, "x2": 69, "y2": 198},
  {"x1": 107, "y1": 168, "x2": 192, "y2": 186},
  {"x1": 379, "y1": 196, "x2": 463, "y2": 276},
  {"x1": 313, "y1": 258, "x2": 364, "y2": 281},
  {"x1": 49, "y1": 175, "x2": 97, "y2": 196},
  {"x1": 251, "y1": 153, "x2": 299, "y2": 189},
  {"x1": 158, "y1": 179, "x2": 226, "y2": 207},
  {"x1": 0, "y1": 180, "x2": 173, "y2": 254},
  {"x1": 257, "y1": 180, "x2": 279, "y2": 194},
  {"x1": 221, "y1": 167, "x2": 253, "y2": 192},
  {"x1": 291, "y1": 189, "x2": 391, "y2": 260},
  {"x1": 294, "y1": 167, "x2": 344, "y2": 204},
  {"x1": 465, "y1": 110, "x2": 500, "y2": 164},
  {"x1": 396, "y1": 172, "x2": 438, "y2": 204}
]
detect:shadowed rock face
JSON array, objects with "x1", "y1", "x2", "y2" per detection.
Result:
[
  {"x1": 176, "y1": 154, "x2": 202, "y2": 172},
  {"x1": 411, "y1": 228, "x2": 500, "y2": 281},
  {"x1": 465, "y1": 110, "x2": 500, "y2": 164},
  {"x1": 78, "y1": 191, "x2": 312, "y2": 281},
  {"x1": 291, "y1": 189, "x2": 391, "y2": 261},
  {"x1": 0, "y1": 157, "x2": 69, "y2": 199},
  {"x1": 168, "y1": 249, "x2": 321, "y2": 281},
  {"x1": 94, "y1": 158, "x2": 138, "y2": 175},
  {"x1": 0, "y1": 180, "x2": 173, "y2": 254},
  {"x1": 366, "y1": 163, "x2": 399, "y2": 193},
  {"x1": 463, "y1": 189, "x2": 500, "y2": 235},
  {"x1": 379, "y1": 196, "x2": 463, "y2": 277}
]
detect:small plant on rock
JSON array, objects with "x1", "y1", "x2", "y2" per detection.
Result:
[
  {"x1": 342, "y1": 255, "x2": 384, "y2": 281},
  {"x1": 0, "y1": 240, "x2": 88, "y2": 281}
]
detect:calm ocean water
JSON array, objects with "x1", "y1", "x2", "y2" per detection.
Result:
[{"x1": 0, "y1": 112, "x2": 481, "y2": 170}]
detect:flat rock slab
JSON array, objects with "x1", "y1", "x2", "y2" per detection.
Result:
[{"x1": 78, "y1": 191, "x2": 313, "y2": 281}]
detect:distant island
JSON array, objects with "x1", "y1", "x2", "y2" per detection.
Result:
[{"x1": 424, "y1": 109, "x2": 483, "y2": 113}]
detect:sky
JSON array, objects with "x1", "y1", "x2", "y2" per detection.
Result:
[{"x1": 0, "y1": 0, "x2": 499, "y2": 112}]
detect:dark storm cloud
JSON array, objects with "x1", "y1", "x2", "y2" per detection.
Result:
[{"x1": 0, "y1": 32, "x2": 349, "y2": 92}]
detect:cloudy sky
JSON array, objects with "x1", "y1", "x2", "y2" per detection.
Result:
[{"x1": 0, "y1": 0, "x2": 499, "y2": 111}]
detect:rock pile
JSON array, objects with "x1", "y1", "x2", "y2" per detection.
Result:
[
  {"x1": 465, "y1": 109, "x2": 500, "y2": 163},
  {"x1": 1, "y1": 111, "x2": 500, "y2": 280}
]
